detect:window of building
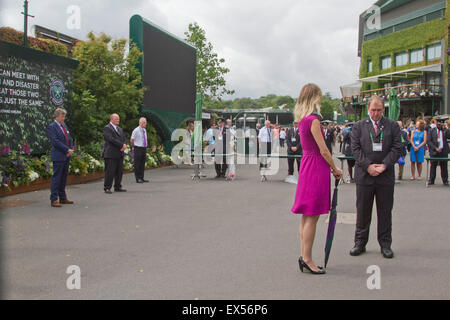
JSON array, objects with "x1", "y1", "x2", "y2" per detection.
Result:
[
  {"x1": 381, "y1": 56, "x2": 391, "y2": 70},
  {"x1": 395, "y1": 52, "x2": 408, "y2": 67},
  {"x1": 427, "y1": 43, "x2": 442, "y2": 61},
  {"x1": 368, "y1": 60, "x2": 373, "y2": 73},
  {"x1": 410, "y1": 49, "x2": 424, "y2": 64},
  {"x1": 428, "y1": 75, "x2": 441, "y2": 93}
]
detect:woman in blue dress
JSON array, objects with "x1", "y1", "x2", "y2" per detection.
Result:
[{"x1": 410, "y1": 119, "x2": 427, "y2": 180}]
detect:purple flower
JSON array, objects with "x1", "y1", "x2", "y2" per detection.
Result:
[
  {"x1": 0, "y1": 145, "x2": 11, "y2": 155},
  {"x1": 20, "y1": 142, "x2": 31, "y2": 156},
  {"x1": 447, "y1": 48, "x2": 450, "y2": 56},
  {"x1": 2, "y1": 176, "x2": 11, "y2": 184}
]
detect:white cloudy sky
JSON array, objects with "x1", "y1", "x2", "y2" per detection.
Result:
[{"x1": 0, "y1": 0, "x2": 376, "y2": 99}]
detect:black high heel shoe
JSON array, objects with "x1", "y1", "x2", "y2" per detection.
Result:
[{"x1": 298, "y1": 257, "x2": 326, "y2": 275}]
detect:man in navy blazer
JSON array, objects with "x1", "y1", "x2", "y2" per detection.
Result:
[{"x1": 47, "y1": 108, "x2": 74, "y2": 207}]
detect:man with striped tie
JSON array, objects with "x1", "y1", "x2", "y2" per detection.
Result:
[
  {"x1": 47, "y1": 108, "x2": 74, "y2": 207},
  {"x1": 131, "y1": 117, "x2": 149, "y2": 183}
]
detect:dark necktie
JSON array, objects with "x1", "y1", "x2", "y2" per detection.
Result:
[
  {"x1": 374, "y1": 122, "x2": 379, "y2": 134},
  {"x1": 142, "y1": 128, "x2": 147, "y2": 147},
  {"x1": 60, "y1": 124, "x2": 70, "y2": 147}
]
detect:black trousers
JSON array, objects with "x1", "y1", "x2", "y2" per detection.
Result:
[
  {"x1": 133, "y1": 146, "x2": 147, "y2": 181},
  {"x1": 429, "y1": 152, "x2": 448, "y2": 184},
  {"x1": 104, "y1": 157, "x2": 124, "y2": 190},
  {"x1": 355, "y1": 184, "x2": 394, "y2": 249},
  {"x1": 215, "y1": 152, "x2": 228, "y2": 176},
  {"x1": 260, "y1": 142, "x2": 271, "y2": 168},
  {"x1": 288, "y1": 156, "x2": 301, "y2": 175}
]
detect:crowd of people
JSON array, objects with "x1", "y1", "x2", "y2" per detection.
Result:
[{"x1": 338, "y1": 116, "x2": 450, "y2": 185}]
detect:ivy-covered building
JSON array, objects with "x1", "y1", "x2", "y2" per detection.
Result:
[{"x1": 344, "y1": 0, "x2": 450, "y2": 120}]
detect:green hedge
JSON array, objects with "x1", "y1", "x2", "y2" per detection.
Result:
[
  {"x1": 360, "y1": 19, "x2": 446, "y2": 86},
  {"x1": 0, "y1": 27, "x2": 69, "y2": 57}
]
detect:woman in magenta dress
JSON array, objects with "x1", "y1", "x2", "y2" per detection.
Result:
[{"x1": 291, "y1": 84, "x2": 342, "y2": 275}]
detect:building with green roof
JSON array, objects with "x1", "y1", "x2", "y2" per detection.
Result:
[{"x1": 342, "y1": 0, "x2": 450, "y2": 121}]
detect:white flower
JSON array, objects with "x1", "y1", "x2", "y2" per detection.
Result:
[
  {"x1": 75, "y1": 168, "x2": 80, "y2": 174},
  {"x1": 28, "y1": 170, "x2": 39, "y2": 182}
]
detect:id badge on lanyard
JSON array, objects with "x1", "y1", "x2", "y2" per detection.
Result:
[
  {"x1": 373, "y1": 143, "x2": 382, "y2": 152},
  {"x1": 370, "y1": 131, "x2": 383, "y2": 152}
]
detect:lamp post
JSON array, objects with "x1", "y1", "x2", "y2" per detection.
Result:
[{"x1": 21, "y1": 0, "x2": 35, "y2": 47}]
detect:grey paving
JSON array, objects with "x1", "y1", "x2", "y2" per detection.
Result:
[{"x1": 0, "y1": 148, "x2": 449, "y2": 300}]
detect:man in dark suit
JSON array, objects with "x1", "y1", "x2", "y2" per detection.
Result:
[
  {"x1": 286, "y1": 121, "x2": 302, "y2": 176},
  {"x1": 427, "y1": 118, "x2": 449, "y2": 186},
  {"x1": 350, "y1": 97, "x2": 402, "y2": 259},
  {"x1": 47, "y1": 108, "x2": 74, "y2": 207},
  {"x1": 214, "y1": 118, "x2": 228, "y2": 178},
  {"x1": 322, "y1": 122, "x2": 334, "y2": 154},
  {"x1": 103, "y1": 113, "x2": 127, "y2": 194},
  {"x1": 342, "y1": 123, "x2": 356, "y2": 182}
]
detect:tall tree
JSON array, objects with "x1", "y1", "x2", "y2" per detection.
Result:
[
  {"x1": 70, "y1": 32, "x2": 144, "y2": 144},
  {"x1": 184, "y1": 22, "x2": 234, "y2": 100},
  {"x1": 320, "y1": 92, "x2": 340, "y2": 120}
]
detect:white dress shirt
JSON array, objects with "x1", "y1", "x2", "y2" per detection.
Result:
[
  {"x1": 258, "y1": 126, "x2": 272, "y2": 143},
  {"x1": 131, "y1": 126, "x2": 148, "y2": 147}
]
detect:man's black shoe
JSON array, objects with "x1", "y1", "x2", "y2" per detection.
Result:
[
  {"x1": 136, "y1": 180, "x2": 144, "y2": 184},
  {"x1": 104, "y1": 189, "x2": 112, "y2": 194},
  {"x1": 444, "y1": 182, "x2": 449, "y2": 186},
  {"x1": 114, "y1": 188, "x2": 127, "y2": 192},
  {"x1": 350, "y1": 246, "x2": 366, "y2": 256},
  {"x1": 428, "y1": 181, "x2": 435, "y2": 185},
  {"x1": 381, "y1": 247, "x2": 394, "y2": 259},
  {"x1": 142, "y1": 179, "x2": 149, "y2": 183}
]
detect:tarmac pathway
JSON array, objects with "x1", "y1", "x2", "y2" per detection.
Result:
[{"x1": 1, "y1": 149, "x2": 449, "y2": 299}]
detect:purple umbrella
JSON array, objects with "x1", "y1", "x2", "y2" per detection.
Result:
[{"x1": 324, "y1": 178, "x2": 341, "y2": 268}]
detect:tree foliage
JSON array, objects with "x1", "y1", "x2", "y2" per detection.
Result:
[
  {"x1": 184, "y1": 22, "x2": 234, "y2": 100},
  {"x1": 70, "y1": 32, "x2": 144, "y2": 145},
  {"x1": 203, "y1": 93, "x2": 341, "y2": 121},
  {"x1": 203, "y1": 94, "x2": 296, "y2": 111},
  {"x1": 320, "y1": 92, "x2": 341, "y2": 121}
]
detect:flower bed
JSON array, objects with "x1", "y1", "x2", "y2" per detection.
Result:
[{"x1": 0, "y1": 142, "x2": 173, "y2": 197}]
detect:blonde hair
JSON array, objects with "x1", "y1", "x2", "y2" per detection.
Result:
[
  {"x1": 293, "y1": 83, "x2": 322, "y2": 122},
  {"x1": 416, "y1": 119, "x2": 425, "y2": 131}
]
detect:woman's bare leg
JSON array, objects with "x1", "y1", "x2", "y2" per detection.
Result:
[
  {"x1": 417, "y1": 163, "x2": 422, "y2": 179},
  {"x1": 301, "y1": 215, "x2": 321, "y2": 271}
]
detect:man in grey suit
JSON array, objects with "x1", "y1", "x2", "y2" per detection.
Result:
[
  {"x1": 350, "y1": 97, "x2": 402, "y2": 259},
  {"x1": 103, "y1": 114, "x2": 127, "y2": 194}
]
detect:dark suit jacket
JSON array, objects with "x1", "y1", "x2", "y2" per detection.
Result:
[
  {"x1": 399, "y1": 130, "x2": 409, "y2": 157},
  {"x1": 48, "y1": 121, "x2": 73, "y2": 162},
  {"x1": 103, "y1": 123, "x2": 126, "y2": 159},
  {"x1": 324, "y1": 128, "x2": 334, "y2": 152},
  {"x1": 351, "y1": 117, "x2": 402, "y2": 186},
  {"x1": 342, "y1": 128, "x2": 353, "y2": 156},
  {"x1": 286, "y1": 128, "x2": 302, "y2": 155},
  {"x1": 427, "y1": 127, "x2": 450, "y2": 157}
]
